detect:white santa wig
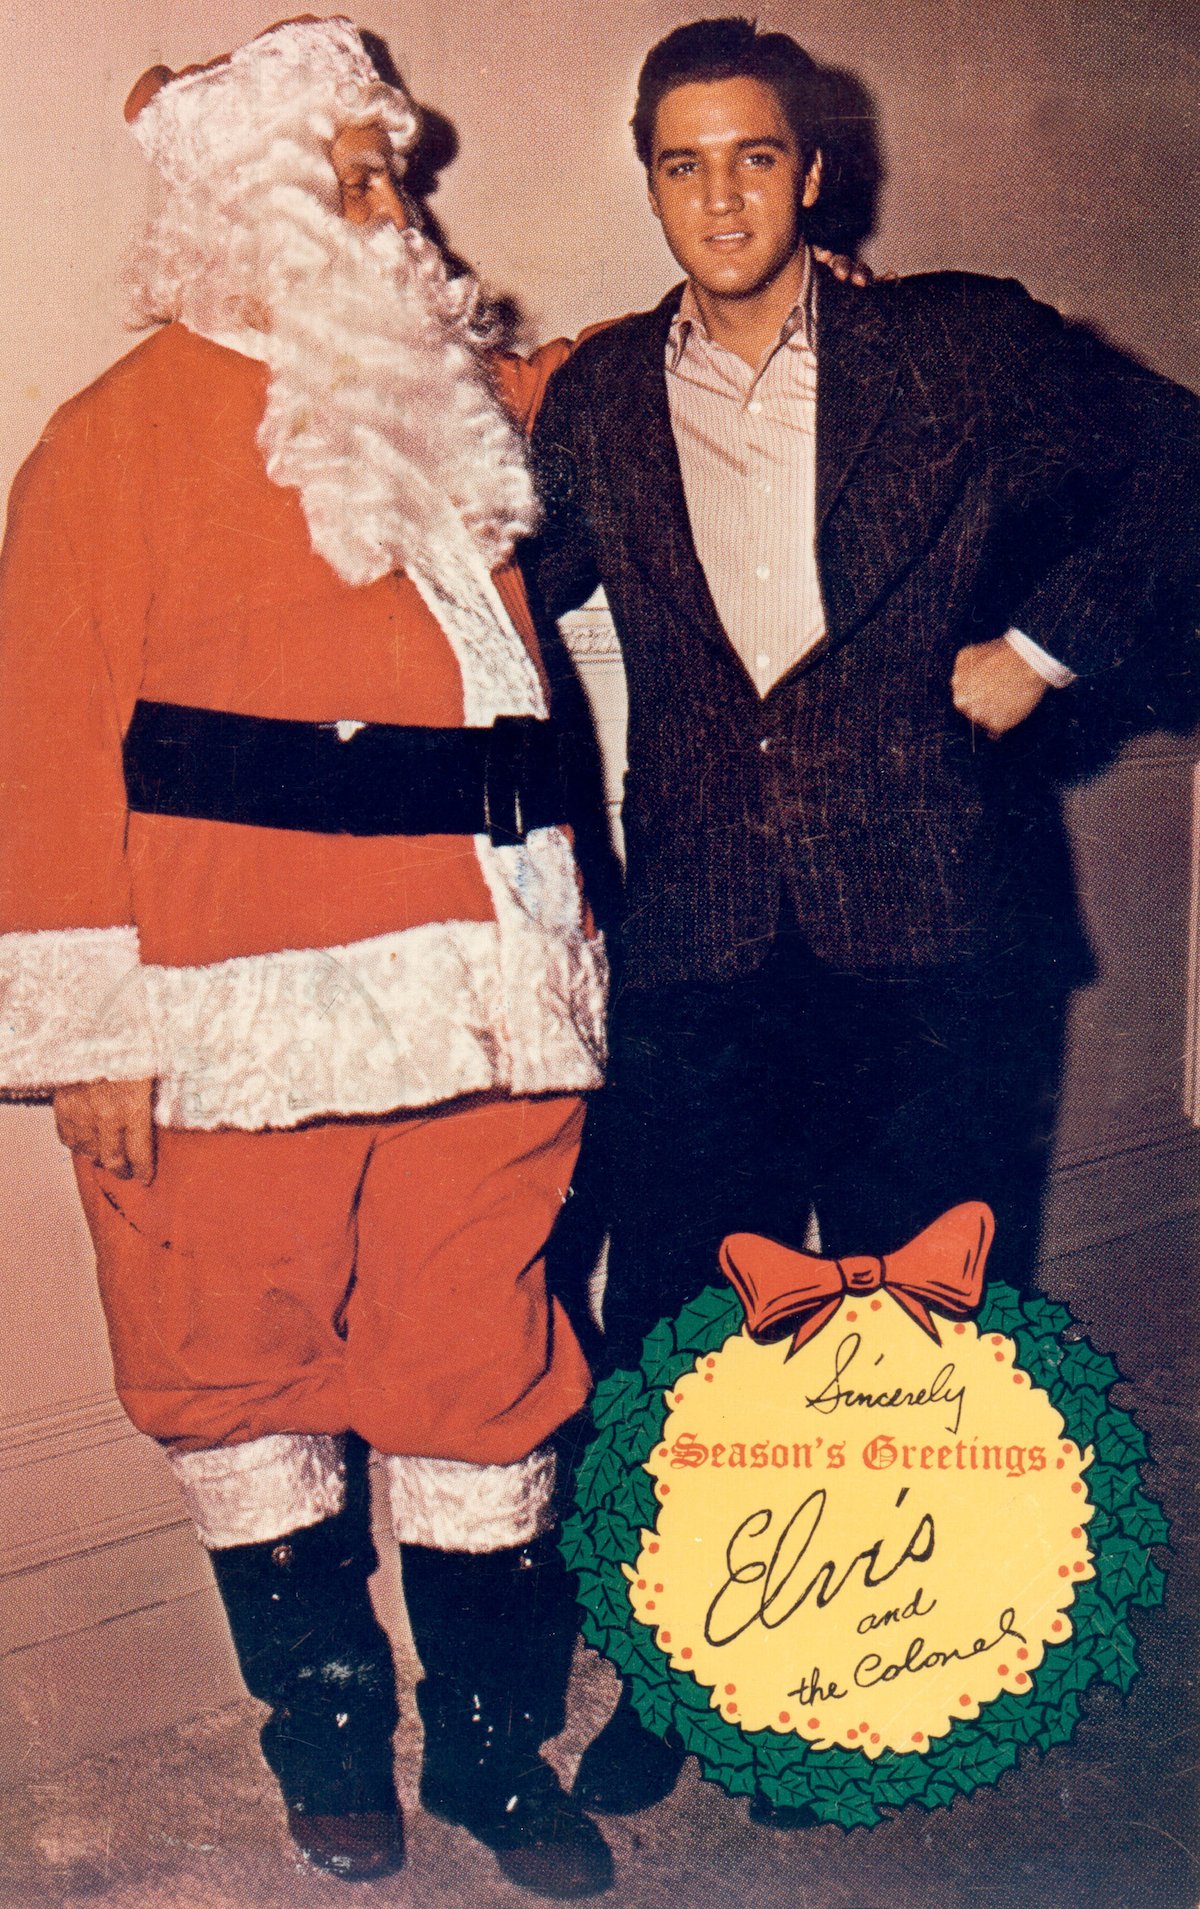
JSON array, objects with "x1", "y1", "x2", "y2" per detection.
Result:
[{"x1": 125, "y1": 16, "x2": 540, "y2": 589}]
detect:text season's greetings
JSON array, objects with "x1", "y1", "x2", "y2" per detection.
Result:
[{"x1": 627, "y1": 1294, "x2": 1094, "y2": 1755}]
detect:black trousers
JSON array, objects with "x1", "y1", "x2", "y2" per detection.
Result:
[{"x1": 597, "y1": 931, "x2": 1068, "y2": 1375}]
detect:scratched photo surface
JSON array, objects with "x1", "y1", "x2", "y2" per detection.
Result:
[{"x1": 0, "y1": 4, "x2": 1196, "y2": 1907}]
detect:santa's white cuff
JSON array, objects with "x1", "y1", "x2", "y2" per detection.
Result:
[
  {"x1": 169, "y1": 1432, "x2": 347, "y2": 1549},
  {"x1": 383, "y1": 1445, "x2": 557, "y2": 1552},
  {"x1": 0, "y1": 925, "x2": 156, "y2": 1092}
]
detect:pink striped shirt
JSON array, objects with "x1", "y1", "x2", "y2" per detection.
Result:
[
  {"x1": 666, "y1": 264, "x2": 823, "y2": 698},
  {"x1": 665, "y1": 261, "x2": 1071, "y2": 697}
]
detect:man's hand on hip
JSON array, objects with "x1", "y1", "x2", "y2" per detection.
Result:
[
  {"x1": 53, "y1": 1078, "x2": 157, "y2": 1184},
  {"x1": 951, "y1": 638, "x2": 1050, "y2": 737}
]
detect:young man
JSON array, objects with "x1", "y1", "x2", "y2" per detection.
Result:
[
  {"x1": 0, "y1": 18, "x2": 612, "y2": 1895},
  {"x1": 526, "y1": 16, "x2": 1199, "y2": 1814}
]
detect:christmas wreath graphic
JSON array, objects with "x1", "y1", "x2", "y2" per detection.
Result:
[{"x1": 563, "y1": 1205, "x2": 1169, "y2": 1825}]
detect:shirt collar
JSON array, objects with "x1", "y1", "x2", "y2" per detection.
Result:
[{"x1": 667, "y1": 247, "x2": 814, "y2": 371}]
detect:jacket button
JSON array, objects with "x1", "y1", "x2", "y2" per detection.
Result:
[{"x1": 758, "y1": 737, "x2": 772, "y2": 754}]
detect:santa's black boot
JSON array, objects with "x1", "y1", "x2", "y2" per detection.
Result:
[
  {"x1": 400, "y1": 1533, "x2": 613, "y2": 1898},
  {"x1": 209, "y1": 1510, "x2": 404, "y2": 1881}
]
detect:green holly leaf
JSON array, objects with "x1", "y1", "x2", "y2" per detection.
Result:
[
  {"x1": 1072, "y1": 1579, "x2": 1118, "y2": 1634},
  {"x1": 558, "y1": 1518, "x2": 596, "y2": 1575},
  {"x1": 914, "y1": 1772, "x2": 965, "y2": 1813},
  {"x1": 590, "y1": 1516, "x2": 638, "y2": 1568},
  {"x1": 1036, "y1": 1650, "x2": 1100, "y2": 1707},
  {"x1": 748, "y1": 1727, "x2": 804, "y2": 1770},
  {"x1": 596, "y1": 1622, "x2": 638, "y2": 1673},
  {"x1": 1133, "y1": 1558, "x2": 1167, "y2": 1609},
  {"x1": 1084, "y1": 1506, "x2": 1119, "y2": 1552},
  {"x1": 687, "y1": 1708, "x2": 755, "y2": 1776},
  {"x1": 800, "y1": 1754, "x2": 865, "y2": 1809},
  {"x1": 1021, "y1": 1296, "x2": 1072, "y2": 1337},
  {"x1": 1059, "y1": 1342, "x2": 1121, "y2": 1393},
  {"x1": 1092, "y1": 1621, "x2": 1141, "y2": 1693},
  {"x1": 581, "y1": 1565, "x2": 637, "y2": 1635},
  {"x1": 603, "y1": 1407, "x2": 657, "y2": 1465},
  {"x1": 638, "y1": 1315, "x2": 679, "y2": 1367},
  {"x1": 1094, "y1": 1412, "x2": 1148, "y2": 1468},
  {"x1": 637, "y1": 1313, "x2": 682, "y2": 1389},
  {"x1": 1080, "y1": 1466, "x2": 1127, "y2": 1518},
  {"x1": 1096, "y1": 1534, "x2": 1154, "y2": 1606},
  {"x1": 1039, "y1": 1691, "x2": 1083, "y2": 1746},
  {"x1": 939, "y1": 1732, "x2": 1020, "y2": 1789},
  {"x1": 673, "y1": 1285, "x2": 743, "y2": 1346},
  {"x1": 865, "y1": 1756, "x2": 933, "y2": 1806},
  {"x1": 977, "y1": 1284, "x2": 1026, "y2": 1336},
  {"x1": 590, "y1": 1371, "x2": 644, "y2": 1431},
  {"x1": 754, "y1": 1766, "x2": 818, "y2": 1810},
  {"x1": 824, "y1": 1788, "x2": 883, "y2": 1830},
  {"x1": 672, "y1": 1675, "x2": 718, "y2": 1715},
  {"x1": 972, "y1": 1691, "x2": 1047, "y2": 1745},
  {"x1": 1117, "y1": 1492, "x2": 1171, "y2": 1549},
  {"x1": 1012, "y1": 1331, "x2": 1065, "y2": 1390},
  {"x1": 575, "y1": 1440, "x2": 628, "y2": 1509},
  {"x1": 1059, "y1": 1385, "x2": 1108, "y2": 1445},
  {"x1": 608, "y1": 1462, "x2": 655, "y2": 1523}
]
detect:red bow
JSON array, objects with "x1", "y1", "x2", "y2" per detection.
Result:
[{"x1": 718, "y1": 1203, "x2": 994, "y2": 1354}]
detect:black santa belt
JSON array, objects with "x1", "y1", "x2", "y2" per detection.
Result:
[{"x1": 122, "y1": 700, "x2": 570, "y2": 845}]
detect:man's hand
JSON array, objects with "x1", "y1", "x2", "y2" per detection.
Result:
[
  {"x1": 951, "y1": 638, "x2": 1049, "y2": 737},
  {"x1": 53, "y1": 1077, "x2": 157, "y2": 1184},
  {"x1": 811, "y1": 244, "x2": 874, "y2": 288}
]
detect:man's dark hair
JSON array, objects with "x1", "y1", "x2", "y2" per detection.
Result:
[{"x1": 631, "y1": 17, "x2": 824, "y2": 171}]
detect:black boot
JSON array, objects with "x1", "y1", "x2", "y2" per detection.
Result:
[
  {"x1": 209, "y1": 1509, "x2": 404, "y2": 1881},
  {"x1": 573, "y1": 1683, "x2": 686, "y2": 1814},
  {"x1": 400, "y1": 1534, "x2": 613, "y2": 1899}
]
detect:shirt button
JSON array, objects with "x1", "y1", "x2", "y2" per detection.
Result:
[
  {"x1": 759, "y1": 480, "x2": 772, "y2": 496},
  {"x1": 747, "y1": 399, "x2": 763, "y2": 416},
  {"x1": 756, "y1": 563, "x2": 770, "y2": 581},
  {"x1": 756, "y1": 653, "x2": 770, "y2": 671}
]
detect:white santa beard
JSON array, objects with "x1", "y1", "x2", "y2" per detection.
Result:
[{"x1": 243, "y1": 197, "x2": 539, "y2": 589}]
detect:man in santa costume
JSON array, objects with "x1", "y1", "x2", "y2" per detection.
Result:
[{"x1": 0, "y1": 17, "x2": 611, "y2": 1896}]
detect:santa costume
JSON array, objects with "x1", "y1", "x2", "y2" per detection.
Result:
[{"x1": 0, "y1": 17, "x2": 609, "y2": 1894}]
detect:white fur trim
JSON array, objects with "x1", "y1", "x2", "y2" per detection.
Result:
[
  {"x1": 383, "y1": 1446, "x2": 557, "y2": 1552},
  {"x1": 129, "y1": 18, "x2": 419, "y2": 182},
  {"x1": 169, "y1": 1432, "x2": 346, "y2": 1550},
  {"x1": 410, "y1": 550, "x2": 545, "y2": 729},
  {"x1": 0, "y1": 926, "x2": 156, "y2": 1092},
  {"x1": 194, "y1": 324, "x2": 271, "y2": 364},
  {"x1": 478, "y1": 828, "x2": 608, "y2": 1099},
  {"x1": 0, "y1": 877, "x2": 605, "y2": 1126},
  {"x1": 144, "y1": 887, "x2": 604, "y2": 1130}
]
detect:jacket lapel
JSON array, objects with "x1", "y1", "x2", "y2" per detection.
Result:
[
  {"x1": 603, "y1": 290, "x2": 739, "y2": 661},
  {"x1": 814, "y1": 269, "x2": 973, "y2": 654},
  {"x1": 604, "y1": 272, "x2": 969, "y2": 672},
  {"x1": 815, "y1": 267, "x2": 901, "y2": 530}
]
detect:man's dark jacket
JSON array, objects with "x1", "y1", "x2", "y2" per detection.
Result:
[{"x1": 526, "y1": 266, "x2": 1199, "y2": 988}]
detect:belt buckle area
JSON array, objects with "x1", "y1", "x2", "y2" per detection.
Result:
[{"x1": 484, "y1": 718, "x2": 529, "y2": 848}]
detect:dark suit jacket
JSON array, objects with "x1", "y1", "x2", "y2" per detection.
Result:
[{"x1": 526, "y1": 266, "x2": 1199, "y2": 988}]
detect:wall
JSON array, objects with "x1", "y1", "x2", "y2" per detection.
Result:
[{"x1": 0, "y1": 0, "x2": 1196, "y2": 1779}]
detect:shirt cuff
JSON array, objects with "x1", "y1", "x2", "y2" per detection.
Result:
[{"x1": 1003, "y1": 626, "x2": 1076, "y2": 689}]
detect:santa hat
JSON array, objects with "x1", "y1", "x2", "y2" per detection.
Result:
[{"x1": 124, "y1": 15, "x2": 419, "y2": 184}]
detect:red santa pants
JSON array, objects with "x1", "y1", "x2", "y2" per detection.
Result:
[{"x1": 73, "y1": 1093, "x2": 590, "y2": 1463}]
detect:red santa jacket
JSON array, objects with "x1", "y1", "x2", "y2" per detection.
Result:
[{"x1": 0, "y1": 323, "x2": 604, "y2": 1129}]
